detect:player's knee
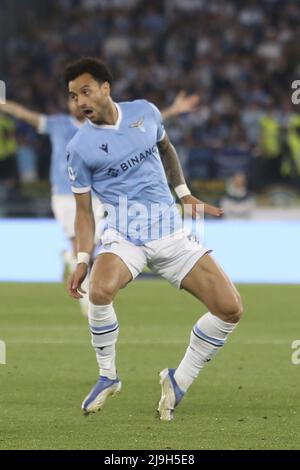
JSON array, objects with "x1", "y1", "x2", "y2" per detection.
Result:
[
  {"x1": 219, "y1": 293, "x2": 243, "y2": 323},
  {"x1": 89, "y1": 280, "x2": 116, "y2": 305},
  {"x1": 233, "y1": 294, "x2": 243, "y2": 322}
]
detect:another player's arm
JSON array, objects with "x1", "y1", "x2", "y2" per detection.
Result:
[
  {"x1": 68, "y1": 191, "x2": 95, "y2": 299},
  {"x1": 161, "y1": 91, "x2": 200, "y2": 120},
  {"x1": 158, "y1": 133, "x2": 223, "y2": 217},
  {"x1": 0, "y1": 100, "x2": 42, "y2": 130}
]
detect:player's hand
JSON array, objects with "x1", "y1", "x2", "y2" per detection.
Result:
[
  {"x1": 67, "y1": 263, "x2": 88, "y2": 299},
  {"x1": 181, "y1": 194, "x2": 224, "y2": 218},
  {"x1": 171, "y1": 91, "x2": 200, "y2": 115}
]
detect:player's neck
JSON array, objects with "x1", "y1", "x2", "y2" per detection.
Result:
[
  {"x1": 75, "y1": 116, "x2": 86, "y2": 125},
  {"x1": 95, "y1": 98, "x2": 118, "y2": 126}
]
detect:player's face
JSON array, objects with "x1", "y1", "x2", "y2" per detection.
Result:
[
  {"x1": 68, "y1": 73, "x2": 110, "y2": 123},
  {"x1": 67, "y1": 96, "x2": 85, "y2": 121}
]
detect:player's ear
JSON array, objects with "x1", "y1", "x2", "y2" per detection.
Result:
[{"x1": 102, "y1": 81, "x2": 110, "y2": 95}]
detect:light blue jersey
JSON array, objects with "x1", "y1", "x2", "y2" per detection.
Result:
[
  {"x1": 67, "y1": 100, "x2": 183, "y2": 244},
  {"x1": 39, "y1": 114, "x2": 82, "y2": 194}
]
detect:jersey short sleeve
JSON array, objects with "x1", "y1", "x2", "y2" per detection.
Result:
[
  {"x1": 66, "y1": 146, "x2": 92, "y2": 194},
  {"x1": 37, "y1": 114, "x2": 60, "y2": 135},
  {"x1": 148, "y1": 102, "x2": 166, "y2": 142}
]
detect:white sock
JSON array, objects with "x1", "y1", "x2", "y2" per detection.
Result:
[
  {"x1": 174, "y1": 312, "x2": 238, "y2": 392},
  {"x1": 95, "y1": 345, "x2": 116, "y2": 379},
  {"x1": 88, "y1": 302, "x2": 119, "y2": 379}
]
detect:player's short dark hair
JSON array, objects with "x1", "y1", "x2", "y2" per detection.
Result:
[{"x1": 64, "y1": 57, "x2": 113, "y2": 86}]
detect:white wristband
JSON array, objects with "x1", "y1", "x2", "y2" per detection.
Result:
[
  {"x1": 77, "y1": 252, "x2": 90, "y2": 265},
  {"x1": 174, "y1": 184, "x2": 191, "y2": 199}
]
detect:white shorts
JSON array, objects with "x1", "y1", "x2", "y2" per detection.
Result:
[
  {"x1": 97, "y1": 229, "x2": 211, "y2": 289},
  {"x1": 51, "y1": 194, "x2": 105, "y2": 241}
]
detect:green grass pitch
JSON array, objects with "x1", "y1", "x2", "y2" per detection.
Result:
[{"x1": 0, "y1": 281, "x2": 299, "y2": 450}]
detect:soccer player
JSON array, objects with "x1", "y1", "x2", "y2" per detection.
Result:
[
  {"x1": 1, "y1": 91, "x2": 199, "y2": 316},
  {"x1": 65, "y1": 57, "x2": 243, "y2": 421}
]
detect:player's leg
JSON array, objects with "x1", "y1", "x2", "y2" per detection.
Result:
[
  {"x1": 62, "y1": 236, "x2": 77, "y2": 277},
  {"x1": 151, "y1": 234, "x2": 242, "y2": 420},
  {"x1": 82, "y1": 253, "x2": 132, "y2": 413},
  {"x1": 89, "y1": 252, "x2": 132, "y2": 379},
  {"x1": 181, "y1": 252, "x2": 242, "y2": 322},
  {"x1": 173, "y1": 253, "x2": 243, "y2": 393},
  {"x1": 51, "y1": 195, "x2": 79, "y2": 293},
  {"x1": 82, "y1": 233, "x2": 147, "y2": 413},
  {"x1": 51, "y1": 195, "x2": 77, "y2": 277}
]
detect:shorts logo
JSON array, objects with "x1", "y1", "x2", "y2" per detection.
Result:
[
  {"x1": 129, "y1": 116, "x2": 146, "y2": 133},
  {"x1": 188, "y1": 233, "x2": 200, "y2": 244}
]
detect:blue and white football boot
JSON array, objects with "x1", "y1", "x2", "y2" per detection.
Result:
[
  {"x1": 82, "y1": 376, "x2": 122, "y2": 414},
  {"x1": 158, "y1": 368, "x2": 185, "y2": 421}
]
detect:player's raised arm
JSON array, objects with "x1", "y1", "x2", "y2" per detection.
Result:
[
  {"x1": 67, "y1": 191, "x2": 95, "y2": 299},
  {"x1": 158, "y1": 133, "x2": 223, "y2": 218},
  {"x1": 161, "y1": 91, "x2": 200, "y2": 120},
  {"x1": 0, "y1": 100, "x2": 42, "y2": 130}
]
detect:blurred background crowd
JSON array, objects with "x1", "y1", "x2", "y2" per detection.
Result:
[{"x1": 1, "y1": 0, "x2": 300, "y2": 218}]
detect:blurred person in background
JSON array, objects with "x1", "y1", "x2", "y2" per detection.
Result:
[
  {"x1": 221, "y1": 171, "x2": 255, "y2": 219},
  {"x1": 257, "y1": 103, "x2": 282, "y2": 188},
  {"x1": 3, "y1": 0, "x2": 300, "y2": 196},
  {"x1": 0, "y1": 113, "x2": 17, "y2": 193},
  {"x1": 241, "y1": 100, "x2": 264, "y2": 148},
  {"x1": 1, "y1": 96, "x2": 104, "y2": 316},
  {"x1": 215, "y1": 122, "x2": 252, "y2": 182},
  {"x1": 282, "y1": 113, "x2": 300, "y2": 191},
  {"x1": 15, "y1": 121, "x2": 38, "y2": 184}
]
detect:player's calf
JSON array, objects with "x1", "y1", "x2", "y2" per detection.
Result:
[{"x1": 172, "y1": 310, "x2": 241, "y2": 401}]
